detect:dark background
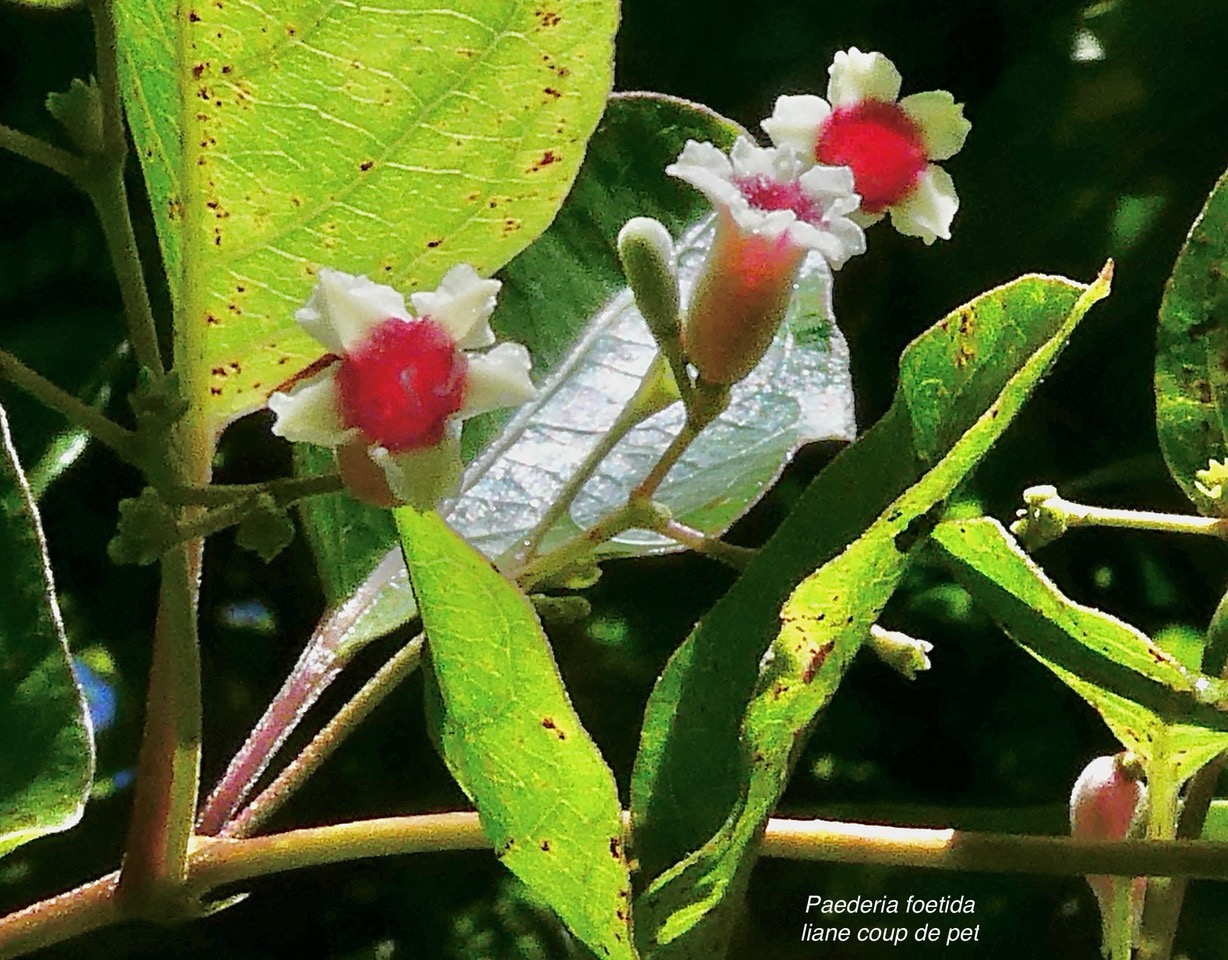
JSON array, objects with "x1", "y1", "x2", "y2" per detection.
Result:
[{"x1": 2, "y1": 0, "x2": 1228, "y2": 956}]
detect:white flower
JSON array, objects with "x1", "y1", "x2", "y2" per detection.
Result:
[
  {"x1": 763, "y1": 48, "x2": 971, "y2": 244},
  {"x1": 268, "y1": 266, "x2": 535, "y2": 509},
  {"x1": 665, "y1": 136, "x2": 865, "y2": 384},
  {"x1": 666, "y1": 136, "x2": 865, "y2": 269}
]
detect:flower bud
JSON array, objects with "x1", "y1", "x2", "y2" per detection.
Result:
[
  {"x1": 46, "y1": 78, "x2": 104, "y2": 155},
  {"x1": 1069, "y1": 753, "x2": 1147, "y2": 945},
  {"x1": 682, "y1": 212, "x2": 807, "y2": 385},
  {"x1": 618, "y1": 217, "x2": 680, "y2": 348}
]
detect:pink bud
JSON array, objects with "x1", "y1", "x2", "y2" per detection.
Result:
[
  {"x1": 682, "y1": 210, "x2": 807, "y2": 385},
  {"x1": 1069, "y1": 754, "x2": 1146, "y2": 935}
]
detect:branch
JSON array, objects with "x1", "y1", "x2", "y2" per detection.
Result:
[
  {"x1": 224, "y1": 636, "x2": 425, "y2": 838},
  {"x1": 13, "y1": 815, "x2": 1228, "y2": 958},
  {"x1": 0, "y1": 347, "x2": 140, "y2": 462}
]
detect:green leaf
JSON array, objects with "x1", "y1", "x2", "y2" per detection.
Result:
[
  {"x1": 296, "y1": 93, "x2": 850, "y2": 650},
  {"x1": 114, "y1": 0, "x2": 617, "y2": 424},
  {"x1": 632, "y1": 271, "x2": 1113, "y2": 959},
  {"x1": 930, "y1": 517, "x2": 1228, "y2": 779},
  {"x1": 396, "y1": 508, "x2": 634, "y2": 960},
  {"x1": 630, "y1": 268, "x2": 1112, "y2": 938},
  {"x1": 1156, "y1": 164, "x2": 1228, "y2": 514},
  {"x1": 2, "y1": 0, "x2": 78, "y2": 9},
  {"x1": 0, "y1": 403, "x2": 94, "y2": 859}
]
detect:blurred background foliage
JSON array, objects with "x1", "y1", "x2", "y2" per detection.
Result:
[{"x1": 2, "y1": 0, "x2": 1228, "y2": 956}]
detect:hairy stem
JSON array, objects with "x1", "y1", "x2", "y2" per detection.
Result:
[
  {"x1": 167, "y1": 473, "x2": 345, "y2": 508},
  {"x1": 14, "y1": 815, "x2": 1228, "y2": 957},
  {"x1": 657, "y1": 518, "x2": 754, "y2": 568},
  {"x1": 519, "y1": 354, "x2": 678, "y2": 563},
  {"x1": 1137, "y1": 586, "x2": 1228, "y2": 960},
  {"x1": 197, "y1": 551, "x2": 410, "y2": 834},
  {"x1": 84, "y1": 0, "x2": 164, "y2": 377},
  {"x1": 224, "y1": 636, "x2": 425, "y2": 838},
  {"x1": 0, "y1": 347, "x2": 139, "y2": 461},
  {"x1": 87, "y1": 165, "x2": 165, "y2": 379},
  {"x1": 0, "y1": 124, "x2": 87, "y2": 183},
  {"x1": 116, "y1": 537, "x2": 204, "y2": 915}
]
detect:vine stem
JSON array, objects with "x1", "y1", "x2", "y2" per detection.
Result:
[
  {"x1": 12, "y1": 816, "x2": 1228, "y2": 958},
  {"x1": 197, "y1": 551, "x2": 411, "y2": 835},
  {"x1": 0, "y1": 124, "x2": 87, "y2": 183},
  {"x1": 84, "y1": 0, "x2": 165, "y2": 379},
  {"x1": 518, "y1": 354, "x2": 678, "y2": 564},
  {"x1": 223, "y1": 636, "x2": 426, "y2": 838},
  {"x1": 0, "y1": 347, "x2": 140, "y2": 461},
  {"x1": 116, "y1": 535, "x2": 204, "y2": 914}
]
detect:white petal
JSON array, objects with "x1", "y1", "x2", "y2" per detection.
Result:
[
  {"x1": 372, "y1": 426, "x2": 463, "y2": 509},
  {"x1": 296, "y1": 269, "x2": 409, "y2": 354},
  {"x1": 409, "y1": 264, "x2": 501, "y2": 349},
  {"x1": 889, "y1": 165, "x2": 959, "y2": 244},
  {"x1": 461, "y1": 343, "x2": 537, "y2": 418},
  {"x1": 761, "y1": 94, "x2": 830, "y2": 155},
  {"x1": 900, "y1": 90, "x2": 971, "y2": 161},
  {"x1": 666, "y1": 140, "x2": 743, "y2": 211},
  {"x1": 827, "y1": 48, "x2": 902, "y2": 107},
  {"x1": 787, "y1": 215, "x2": 866, "y2": 269},
  {"x1": 267, "y1": 368, "x2": 358, "y2": 447},
  {"x1": 725, "y1": 205, "x2": 795, "y2": 240}
]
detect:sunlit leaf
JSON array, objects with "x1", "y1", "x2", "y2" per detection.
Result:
[
  {"x1": 114, "y1": 0, "x2": 617, "y2": 424},
  {"x1": 0, "y1": 403, "x2": 94, "y2": 859},
  {"x1": 396, "y1": 507, "x2": 634, "y2": 960},
  {"x1": 1155, "y1": 164, "x2": 1228, "y2": 515},
  {"x1": 931, "y1": 517, "x2": 1228, "y2": 782},
  {"x1": 630, "y1": 268, "x2": 1112, "y2": 957}
]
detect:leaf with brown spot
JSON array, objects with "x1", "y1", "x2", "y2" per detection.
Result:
[
  {"x1": 399, "y1": 509, "x2": 635, "y2": 959},
  {"x1": 1156, "y1": 164, "x2": 1228, "y2": 515},
  {"x1": 114, "y1": 0, "x2": 617, "y2": 426}
]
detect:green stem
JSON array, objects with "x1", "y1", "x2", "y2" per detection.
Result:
[
  {"x1": 0, "y1": 347, "x2": 140, "y2": 461},
  {"x1": 631, "y1": 380, "x2": 728, "y2": 501},
  {"x1": 166, "y1": 473, "x2": 345, "y2": 508},
  {"x1": 514, "y1": 500, "x2": 644, "y2": 592},
  {"x1": 1137, "y1": 588, "x2": 1228, "y2": 960},
  {"x1": 657, "y1": 518, "x2": 754, "y2": 569},
  {"x1": 175, "y1": 499, "x2": 254, "y2": 542},
  {"x1": 1016, "y1": 486, "x2": 1228, "y2": 548},
  {"x1": 87, "y1": 0, "x2": 128, "y2": 163},
  {"x1": 518, "y1": 354, "x2": 678, "y2": 564},
  {"x1": 86, "y1": 166, "x2": 165, "y2": 378},
  {"x1": 1066, "y1": 504, "x2": 1228, "y2": 538},
  {"x1": 0, "y1": 874, "x2": 119, "y2": 960},
  {"x1": 83, "y1": 0, "x2": 165, "y2": 378},
  {"x1": 116, "y1": 537, "x2": 204, "y2": 917},
  {"x1": 223, "y1": 636, "x2": 426, "y2": 839},
  {"x1": 16, "y1": 816, "x2": 1228, "y2": 957},
  {"x1": 632, "y1": 422, "x2": 697, "y2": 501},
  {"x1": 0, "y1": 124, "x2": 87, "y2": 183}
]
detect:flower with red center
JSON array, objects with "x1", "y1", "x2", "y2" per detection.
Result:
[
  {"x1": 762, "y1": 48, "x2": 971, "y2": 244},
  {"x1": 666, "y1": 136, "x2": 865, "y2": 384},
  {"x1": 268, "y1": 266, "x2": 535, "y2": 508}
]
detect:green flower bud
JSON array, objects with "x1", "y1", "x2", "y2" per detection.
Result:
[
  {"x1": 617, "y1": 217, "x2": 680, "y2": 348},
  {"x1": 46, "y1": 78, "x2": 104, "y2": 155}
]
